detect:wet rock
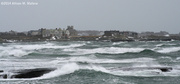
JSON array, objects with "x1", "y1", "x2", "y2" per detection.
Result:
[
  {"x1": 2, "y1": 74, "x2": 7, "y2": 79},
  {"x1": 0, "y1": 70, "x2": 3, "y2": 73},
  {"x1": 111, "y1": 67, "x2": 173, "y2": 72},
  {"x1": 11, "y1": 68, "x2": 55, "y2": 78},
  {"x1": 159, "y1": 67, "x2": 172, "y2": 72}
]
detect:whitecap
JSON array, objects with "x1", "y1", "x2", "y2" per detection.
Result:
[
  {"x1": 155, "y1": 44, "x2": 164, "y2": 47},
  {"x1": 11, "y1": 43, "x2": 83, "y2": 50},
  {"x1": 39, "y1": 63, "x2": 80, "y2": 79},
  {"x1": 0, "y1": 42, "x2": 86, "y2": 57},
  {"x1": 0, "y1": 49, "x2": 30, "y2": 57},
  {"x1": 56, "y1": 57, "x2": 155, "y2": 64},
  {"x1": 63, "y1": 47, "x2": 145, "y2": 55},
  {"x1": 112, "y1": 42, "x2": 125, "y2": 45},
  {"x1": 157, "y1": 47, "x2": 180, "y2": 53}
]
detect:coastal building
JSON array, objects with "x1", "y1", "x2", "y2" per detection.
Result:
[
  {"x1": 0, "y1": 32, "x2": 8, "y2": 36},
  {"x1": 139, "y1": 31, "x2": 169, "y2": 37},
  {"x1": 119, "y1": 31, "x2": 138, "y2": 38},
  {"x1": 0, "y1": 31, "x2": 17, "y2": 36},
  {"x1": 103, "y1": 30, "x2": 138, "y2": 38},
  {"x1": 104, "y1": 31, "x2": 120, "y2": 37},
  {"x1": 155, "y1": 31, "x2": 169, "y2": 36},
  {"x1": 139, "y1": 32, "x2": 155, "y2": 37},
  {"x1": 77, "y1": 30, "x2": 104, "y2": 36},
  {"x1": 62, "y1": 29, "x2": 70, "y2": 39},
  {"x1": 9, "y1": 30, "x2": 17, "y2": 35},
  {"x1": 66, "y1": 26, "x2": 77, "y2": 36},
  {"x1": 28, "y1": 30, "x2": 41, "y2": 36},
  {"x1": 0, "y1": 31, "x2": 27, "y2": 36},
  {"x1": 41, "y1": 28, "x2": 62, "y2": 39},
  {"x1": 16, "y1": 32, "x2": 27, "y2": 36},
  {"x1": 65, "y1": 29, "x2": 70, "y2": 36}
]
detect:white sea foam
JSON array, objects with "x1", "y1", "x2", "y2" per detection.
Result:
[
  {"x1": 81, "y1": 63, "x2": 180, "y2": 77},
  {"x1": 132, "y1": 61, "x2": 161, "y2": 68},
  {"x1": 55, "y1": 57, "x2": 155, "y2": 64},
  {"x1": 112, "y1": 42, "x2": 125, "y2": 45},
  {"x1": 0, "y1": 49, "x2": 30, "y2": 57},
  {"x1": 0, "y1": 46, "x2": 12, "y2": 51},
  {"x1": 158, "y1": 56, "x2": 173, "y2": 62},
  {"x1": 176, "y1": 57, "x2": 180, "y2": 60},
  {"x1": 63, "y1": 47, "x2": 145, "y2": 55},
  {"x1": 81, "y1": 62, "x2": 180, "y2": 77},
  {"x1": 159, "y1": 56, "x2": 172, "y2": 59},
  {"x1": 112, "y1": 69, "x2": 163, "y2": 77},
  {"x1": 174, "y1": 57, "x2": 180, "y2": 62},
  {"x1": 0, "y1": 59, "x2": 57, "y2": 70},
  {"x1": 155, "y1": 43, "x2": 176, "y2": 47},
  {"x1": 82, "y1": 65, "x2": 109, "y2": 73},
  {"x1": 86, "y1": 41, "x2": 91, "y2": 44},
  {"x1": 156, "y1": 44, "x2": 164, "y2": 47},
  {"x1": 39, "y1": 63, "x2": 80, "y2": 79},
  {"x1": 0, "y1": 60, "x2": 179, "y2": 80},
  {"x1": 0, "y1": 43, "x2": 85, "y2": 57},
  {"x1": 106, "y1": 66, "x2": 180, "y2": 77},
  {"x1": 12, "y1": 43, "x2": 85, "y2": 50},
  {"x1": 157, "y1": 47, "x2": 180, "y2": 53},
  {"x1": 167, "y1": 43, "x2": 176, "y2": 46}
]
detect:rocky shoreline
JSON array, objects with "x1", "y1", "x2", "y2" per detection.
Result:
[{"x1": 0, "y1": 35, "x2": 180, "y2": 43}]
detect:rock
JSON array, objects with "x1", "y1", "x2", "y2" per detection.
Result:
[
  {"x1": 158, "y1": 67, "x2": 172, "y2": 72},
  {"x1": 111, "y1": 39, "x2": 134, "y2": 42},
  {"x1": 0, "y1": 70, "x2": 3, "y2": 73},
  {"x1": 0, "y1": 74, "x2": 7, "y2": 79},
  {"x1": 111, "y1": 67, "x2": 173, "y2": 72},
  {"x1": 11, "y1": 68, "x2": 55, "y2": 78}
]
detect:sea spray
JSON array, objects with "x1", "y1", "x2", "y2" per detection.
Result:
[
  {"x1": 40, "y1": 63, "x2": 80, "y2": 79},
  {"x1": 157, "y1": 47, "x2": 180, "y2": 53},
  {"x1": 63, "y1": 47, "x2": 145, "y2": 55},
  {"x1": 0, "y1": 41, "x2": 180, "y2": 84}
]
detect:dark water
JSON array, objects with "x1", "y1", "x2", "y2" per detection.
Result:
[{"x1": 0, "y1": 41, "x2": 180, "y2": 84}]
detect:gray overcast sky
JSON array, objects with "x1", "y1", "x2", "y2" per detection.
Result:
[{"x1": 0, "y1": 0, "x2": 180, "y2": 33}]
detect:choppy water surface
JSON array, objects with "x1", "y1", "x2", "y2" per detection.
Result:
[{"x1": 0, "y1": 41, "x2": 180, "y2": 84}]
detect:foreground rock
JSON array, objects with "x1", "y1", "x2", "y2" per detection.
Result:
[
  {"x1": 12, "y1": 68, "x2": 56, "y2": 78},
  {"x1": 111, "y1": 67, "x2": 173, "y2": 72},
  {"x1": 0, "y1": 68, "x2": 55, "y2": 79},
  {"x1": 0, "y1": 70, "x2": 3, "y2": 73}
]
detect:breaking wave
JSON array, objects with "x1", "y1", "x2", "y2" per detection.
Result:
[
  {"x1": 112, "y1": 42, "x2": 126, "y2": 45},
  {"x1": 157, "y1": 47, "x2": 180, "y2": 53},
  {"x1": 39, "y1": 63, "x2": 80, "y2": 79},
  {"x1": 11, "y1": 43, "x2": 85, "y2": 50},
  {"x1": 54, "y1": 56, "x2": 155, "y2": 64},
  {"x1": 0, "y1": 49, "x2": 31, "y2": 57},
  {"x1": 63, "y1": 46, "x2": 180, "y2": 55},
  {"x1": 63, "y1": 47, "x2": 145, "y2": 55},
  {"x1": 1, "y1": 41, "x2": 180, "y2": 82},
  {"x1": 0, "y1": 43, "x2": 85, "y2": 57},
  {"x1": 39, "y1": 63, "x2": 180, "y2": 79},
  {"x1": 155, "y1": 43, "x2": 177, "y2": 47}
]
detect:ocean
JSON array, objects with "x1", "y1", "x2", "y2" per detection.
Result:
[{"x1": 0, "y1": 41, "x2": 180, "y2": 84}]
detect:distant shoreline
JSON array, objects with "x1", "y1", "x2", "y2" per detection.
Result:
[{"x1": 0, "y1": 37, "x2": 178, "y2": 43}]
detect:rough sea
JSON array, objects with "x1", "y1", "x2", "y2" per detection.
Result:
[{"x1": 0, "y1": 41, "x2": 180, "y2": 84}]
